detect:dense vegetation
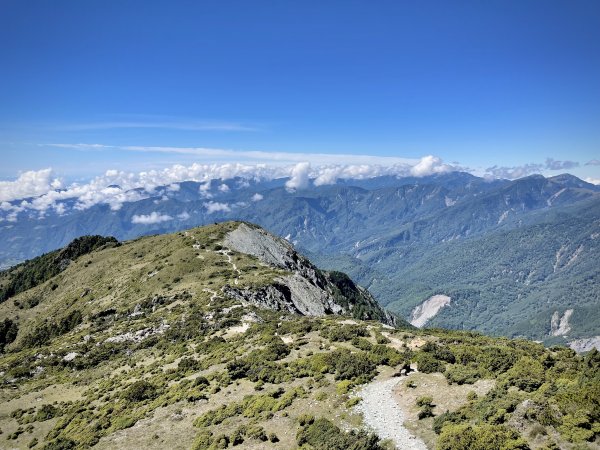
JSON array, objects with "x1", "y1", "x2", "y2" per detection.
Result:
[
  {"x1": 0, "y1": 235, "x2": 118, "y2": 303},
  {"x1": 0, "y1": 318, "x2": 18, "y2": 352},
  {"x1": 412, "y1": 330, "x2": 600, "y2": 449},
  {"x1": 296, "y1": 417, "x2": 383, "y2": 450},
  {"x1": 375, "y1": 203, "x2": 600, "y2": 341}
]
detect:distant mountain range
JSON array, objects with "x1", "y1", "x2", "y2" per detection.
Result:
[{"x1": 1, "y1": 171, "x2": 599, "y2": 344}]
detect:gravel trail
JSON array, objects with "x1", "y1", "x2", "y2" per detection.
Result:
[{"x1": 355, "y1": 377, "x2": 428, "y2": 449}]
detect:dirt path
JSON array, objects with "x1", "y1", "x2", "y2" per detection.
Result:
[
  {"x1": 216, "y1": 249, "x2": 241, "y2": 285},
  {"x1": 355, "y1": 377, "x2": 428, "y2": 450}
]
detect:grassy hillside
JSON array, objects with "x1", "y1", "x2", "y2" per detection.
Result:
[{"x1": 0, "y1": 222, "x2": 598, "y2": 449}]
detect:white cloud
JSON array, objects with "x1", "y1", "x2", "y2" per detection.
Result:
[
  {"x1": 131, "y1": 212, "x2": 174, "y2": 224},
  {"x1": 46, "y1": 120, "x2": 258, "y2": 132},
  {"x1": 251, "y1": 193, "x2": 264, "y2": 201},
  {"x1": 545, "y1": 158, "x2": 579, "y2": 170},
  {"x1": 484, "y1": 164, "x2": 543, "y2": 179},
  {"x1": 0, "y1": 158, "x2": 457, "y2": 220},
  {"x1": 584, "y1": 177, "x2": 600, "y2": 185},
  {"x1": 45, "y1": 142, "x2": 420, "y2": 166},
  {"x1": 410, "y1": 155, "x2": 453, "y2": 177},
  {"x1": 285, "y1": 162, "x2": 311, "y2": 191},
  {"x1": 312, "y1": 163, "x2": 422, "y2": 186},
  {"x1": 204, "y1": 201, "x2": 231, "y2": 213},
  {"x1": 0, "y1": 169, "x2": 62, "y2": 202},
  {"x1": 177, "y1": 211, "x2": 191, "y2": 220},
  {"x1": 218, "y1": 183, "x2": 230, "y2": 192},
  {"x1": 585, "y1": 159, "x2": 600, "y2": 166}
]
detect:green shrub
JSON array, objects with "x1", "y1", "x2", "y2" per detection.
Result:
[
  {"x1": 194, "y1": 387, "x2": 305, "y2": 427},
  {"x1": 368, "y1": 344, "x2": 405, "y2": 366},
  {"x1": 123, "y1": 380, "x2": 158, "y2": 403},
  {"x1": 297, "y1": 417, "x2": 383, "y2": 450},
  {"x1": 331, "y1": 349, "x2": 376, "y2": 381},
  {"x1": 191, "y1": 430, "x2": 212, "y2": 450},
  {"x1": 111, "y1": 415, "x2": 137, "y2": 430},
  {"x1": 374, "y1": 331, "x2": 390, "y2": 344},
  {"x1": 246, "y1": 425, "x2": 267, "y2": 441},
  {"x1": 416, "y1": 352, "x2": 445, "y2": 374},
  {"x1": 212, "y1": 434, "x2": 229, "y2": 449},
  {"x1": 297, "y1": 414, "x2": 315, "y2": 426},
  {"x1": 437, "y1": 423, "x2": 529, "y2": 450},
  {"x1": 336, "y1": 380, "x2": 353, "y2": 395},
  {"x1": 178, "y1": 357, "x2": 200, "y2": 372},
  {"x1": 500, "y1": 357, "x2": 545, "y2": 392},
  {"x1": 23, "y1": 310, "x2": 83, "y2": 348},
  {"x1": 558, "y1": 411, "x2": 597, "y2": 443},
  {"x1": 422, "y1": 342, "x2": 455, "y2": 363},
  {"x1": 194, "y1": 376, "x2": 210, "y2": 388},
  {"x1": 416, "y1": 396, "x2": 434, "y2": 407},
  {"x1": 231, "y1": 426, "x2": 246, "y2": 446},
  {"x1": 418, "y1": 404, "x2": 434, "y2": 420},
  {"x1": 315, "y1": 391, "x2": 328, "y2": 401},
  {"x1": 324, "y1": 325, "x2": 369, "y2": 342},
  {"x1": 0, "y1": 318, "x2": 18, "y2": 352},
  {"x1": 445, "y1": 365, "x2": 481, "y2": 385},
  {"x1": 433, "y1": 411, "x2": 464, "y2": 434},
  {"x1": 346, "y1": 397, "x2": 361, "y2": 408},
  {"x1": 41, "y1": 437, "x2": 78, "y2": 450},
  {"x1": 352, "y1": 337, "x2": 373, "y2": 351},
  {"x1": 35, "y1": 404, "x2": 59, "y2": 421}
]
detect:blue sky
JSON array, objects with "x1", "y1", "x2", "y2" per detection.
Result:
[{"x1": 1, "y1": 0, "x2": 599, "y2": 182}]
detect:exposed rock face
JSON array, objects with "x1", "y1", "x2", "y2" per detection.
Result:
[
  {"x1": 224, "y1": 222, "x2": 322, "y2": 279},
  {"x1": 222, "y1": 274, "x2": 343, "y2": 317},
  {"x1": 550, "y1": 309, "x2": 573, "y2": 336},
  {"x1": 222, "y1": 222, "x2": 394, "y2": 323},
  {"x1": 410, "y1": 295, "x2": 451, "y2": 328},
  {"x1": 569, "y1": 336, "x2": 600, "y2": 353}
]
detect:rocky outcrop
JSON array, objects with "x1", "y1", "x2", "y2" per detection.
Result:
[
  {"x1": 222, "y1": 274, "x2": 343, "y2": 317},
  {"x1": 222, "y1": 222, "x2": 396, "y2": 324},
  {"x1": 224, "y1": 222, "x2": 325, "y2": 282}
]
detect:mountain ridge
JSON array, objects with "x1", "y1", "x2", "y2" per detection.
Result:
[{"x1": 0, "y1": 220, "x2": 598, "y2": 450}]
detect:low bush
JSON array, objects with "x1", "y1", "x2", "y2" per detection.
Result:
[
  {"x1": 123, "y1": 380, "x2": 158, "y2": 403},
  {"x1": 437, "y1": 423, "x2": 529, "y2": 450},
  {"x1": 297, "y1": 417, "x2": 383, "y2": 450},
  {"x1": 445, "y1": 364, "x2": 481, "y2": 385}
]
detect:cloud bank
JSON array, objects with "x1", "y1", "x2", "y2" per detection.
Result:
[
  {"x1": 0, "y1": 169, "x2": 63, "y2": 202},
  {"x1": 484, "y1": 158, "x2": 582, "y2": 179},
  {"x1": 0, "y1": 150, "x2": 593, "y2": 222}
]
